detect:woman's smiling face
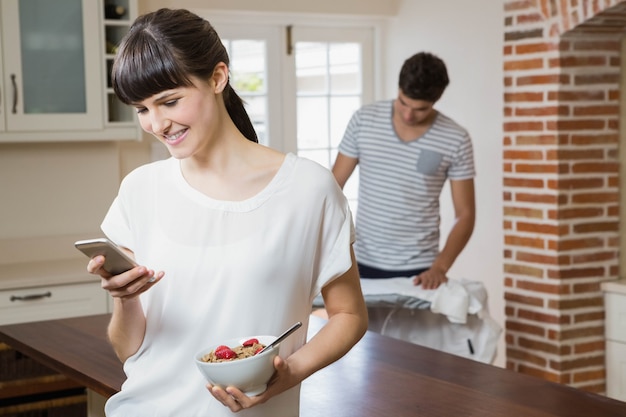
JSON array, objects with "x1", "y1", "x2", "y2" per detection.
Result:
[{"x1": 133, "y1": 72, "x2": 226, "y2": 159}]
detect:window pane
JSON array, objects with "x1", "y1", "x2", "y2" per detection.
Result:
[
  {"x1": 223, "y1": 39, "x2": 269, "y2": 146},
  {"x1": 295, "y1": 38, "x2": 366, "y2": 217},
  {"x1": 330, "y1": 96, "x2": 361, "y2": 148},
  {"x1": 296, "y1": 42, "x2": 328, "y2": 94},
  {"x1": 19, "y1": 0, "x2": 86, "y2": 113},
  {"x1": 329, "y1": 43, "x2": 361, "y2": 94},
  {"x1": 230, "y1": 40, "x2": 266, "y2": 93},
  {"x1": 297, "y1": 97, "x2": 328, "y2": 150}
]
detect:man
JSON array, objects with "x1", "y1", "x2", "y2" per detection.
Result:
[{"x1": 332, "y1": 51, "x2": 475, "y2": 290}]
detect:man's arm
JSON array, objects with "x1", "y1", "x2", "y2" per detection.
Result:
[
  {"x1": 414, "y1": 178, "x2": 475, "y2": 289},
  {"x1": 435, "y1": 178, "x2": 476, "y2": 271},
  {"x1": 331, "y1": 153, "x2": 358, "y2": 189}
]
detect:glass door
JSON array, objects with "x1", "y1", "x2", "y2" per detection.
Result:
[
  {"x1": 1, "y1": 0, "x2": 102, "y2": 131},
  {"x1": 211, "y1": 23, "x2": 283, "y2": 149},
  {"x1": 289, "y1": 26, "x2": 374, "y2": 213}
]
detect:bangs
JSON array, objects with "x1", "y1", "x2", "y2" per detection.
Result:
[{"x1": 112, "y1": 32, "x2": 193, "y2": 104}]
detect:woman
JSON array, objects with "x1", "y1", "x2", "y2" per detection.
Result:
[{"x1": 86, "y1": 8, "x2": 368, "y2": 417}]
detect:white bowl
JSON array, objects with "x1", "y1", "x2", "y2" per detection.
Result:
[{"x1": 194, "y1": 335, "x2": 279, "y2": 396}]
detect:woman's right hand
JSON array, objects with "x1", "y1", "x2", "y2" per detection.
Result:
[{"x1": 87, "y1": 255, "x2": 164, "y2": 300}]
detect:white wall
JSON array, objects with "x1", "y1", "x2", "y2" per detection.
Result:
[{"x1": 382, "y1": 0, "x2": 505, "y2": 366}]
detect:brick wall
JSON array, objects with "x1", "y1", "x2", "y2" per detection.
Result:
[{"x1": 503, "y1": 0, "x2": 626, "y2": 394}]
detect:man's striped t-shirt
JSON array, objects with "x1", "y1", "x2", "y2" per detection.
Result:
[{"x1": 338, "y1": 99, "x2": 475, "y2": 272}]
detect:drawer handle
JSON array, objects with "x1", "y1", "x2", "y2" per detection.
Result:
[
  {"x1": 10, "y1": 291, "x2": 52, "y2": 302},
  {"x1": 11, "y1": 74, "x2": 18, "y2": 114}
]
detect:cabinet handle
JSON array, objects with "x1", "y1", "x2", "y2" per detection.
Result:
[
  {"x1": 11, "y1": 74, "x2": 18, "y2": 114},
  {"x1": 10, "y1": 291, "x2": 52, "y2": 302}
]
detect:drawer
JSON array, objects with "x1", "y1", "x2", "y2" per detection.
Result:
[
  {"x1": 606, "y1": 340, "x2": 626, "y2": 401},
  {"x1": 605, "y1": 292, "x2": 626, "y2": 343},
  {"x1": 0, "y1": 282, "x2": 107, "y2": 325}
]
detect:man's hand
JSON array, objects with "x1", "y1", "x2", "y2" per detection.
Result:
[{"x1": 412, "y1": 266, "x2": 447, "y2": 290}]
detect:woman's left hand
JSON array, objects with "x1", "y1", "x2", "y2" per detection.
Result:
[{"x1": 206, "y1": 355, "x2": 297, "y2": 412}]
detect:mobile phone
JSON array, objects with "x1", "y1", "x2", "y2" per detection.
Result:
[{"x1": 74, "y1": 238, "x2": 138, "y2": 275}]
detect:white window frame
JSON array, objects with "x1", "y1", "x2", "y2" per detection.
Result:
[
  {"x1": 288, "y1": 25, "x2": 376, "y2": 163},
  {"x1": 195, "y1": 10, "x2": 385, "y2": 154},
  {"x1": 209, "y1": 23, "x2": 284, "y2": 149}
]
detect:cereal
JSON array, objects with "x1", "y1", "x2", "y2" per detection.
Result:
[{"x1": 201, "y1": 338, "x2": 266, "y2": 363}]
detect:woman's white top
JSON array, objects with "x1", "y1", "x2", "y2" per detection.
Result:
[{"x1": 102, "y1": 153, "x2": 354, "y2": 417}]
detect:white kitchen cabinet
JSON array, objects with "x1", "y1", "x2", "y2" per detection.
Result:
[
  {"x1": 0, "y1": 281, "x2": 106, "y2": 325},
  {"x1": 0, "y1": 0, "x2": 139, "y2": 142},
  {"x1": 0, "y1": 0, "x2": 101, "y2": 132},
  {"x1": 0, "y1": 259, "x2": 110, "y2": 325},
  {"x1": 603, "y1": 282, "x2": 626, "y2": 401}
]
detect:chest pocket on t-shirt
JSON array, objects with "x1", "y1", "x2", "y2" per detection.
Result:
[{"x1": 416, "y1": 149, "x2": 443, "y2": 175}]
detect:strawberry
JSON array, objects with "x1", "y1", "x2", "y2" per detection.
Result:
[
  {"x1": 214, "y1": 345, "x2": 237, "y2": 360},
  {"x1": 242, "y1": 338, "x2": 259, "y2": 347}
]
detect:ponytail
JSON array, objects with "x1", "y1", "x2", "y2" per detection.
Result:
[{"x1": 223, "y1": 84, "x2": 258, "y2": 143}]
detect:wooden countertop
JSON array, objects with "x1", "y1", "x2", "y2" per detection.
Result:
[{"x1": 0, "y1": 314, "x2": 625, "y2": 416}]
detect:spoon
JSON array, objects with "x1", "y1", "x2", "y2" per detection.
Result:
[{"x1": 257, "y1": 321, "x2": 302, "y2": 355}]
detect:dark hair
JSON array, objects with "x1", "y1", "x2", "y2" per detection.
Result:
[
  {"x1": 112, "y1": 8, "x2": 258, "y2": 142},
  {"x1": 398, "y1": 52, "x2": 449, "y2": 103}
]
